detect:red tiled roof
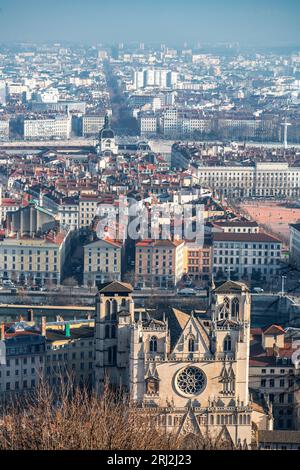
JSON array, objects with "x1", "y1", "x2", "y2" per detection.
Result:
[
  {"x1": 263, "y1": 324, "x2": 285, "y2": 336},
  {"x1": 213, "y1": 232, "x2": 282, "y2": 243}
]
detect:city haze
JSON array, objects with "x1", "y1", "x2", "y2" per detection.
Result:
[{"x1": 0, "y1": 0, "x2": 299, "y2": 46}]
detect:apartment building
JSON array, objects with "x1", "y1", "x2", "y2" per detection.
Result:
[
  {"x1": 0, "y1": 322, "x2": 46, "y2": 397},
  {"x1": 79, "y1": 196, "x2": 101, "y2": 229},
  {"x1": 1, "y1": 204, "x2": 71, "y2": 285},
  {"x1": 135, "y1": 239, "x2": 184, "y2": 288},
  {"x1": 81, "y1": 115, "x2": 105, "y2": 137},
  {"x1": 133, "y1": 69, "x2": 177, "y2": 90},
  {"x1": 212, "y1": 232, "x2": 282, "y2": 281},
  {"x1": 0, "y1": 120, "x2": 9, "y2": 141},
  {"x1": 181, "y1": 117, "x2": 212, "y2": 137},
  {"x1": 249, "y1": 325, "x2": 300, "y2": 431},
  {"x1": 57, "y1": 198, "x2": 79, "y2": 231},
  {"x1": 290, "y1": 224, "x2": 300, "y2": 270},
  {"x1": 83, "y1": 238, "x2": 122, "y2": 286},
  {"x1": 23, "y1": 115, "x2": 71, "y2": 140},
  {"x1": 0, "y1": 230, "x2": 70, "y2": 286},
  {"x1": 197, "y1": 162, "x2": 300, "y2": 198},
  {"x1": 213, "y1": 221, "x2": 259, "y2": 234},
  {"x1": 0, "y1": 81, "x2": 6, "y2": 105},
  {"x1": 0, "y1": 198, "x2": 22, "y2": 226},
  {"x1": 138, "y1": 113, "x2": 158, "y2": 137},
  {"x1": 161, "y1": 108, "x2": 179, "y2": 137},
  {"x1": 0, "y1": 318, "x2": 95, "y2": 398},
  {"x1": 45, "y1": 320, "x2": 94, "y2": 388},
  {"x1": 217, "y1": 117, "x2": 278, "y2": 141},
  {"x1": 183, "y1": 241, "x2": 213, "y2": 282}
]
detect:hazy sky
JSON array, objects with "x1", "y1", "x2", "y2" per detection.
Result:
[{"x1": 0, "y1": 0, "x2": 299, "y2": 46}]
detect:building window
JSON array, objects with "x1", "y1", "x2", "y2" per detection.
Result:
[
  {"x1": 223, "y1": 335, "x2": 232, "y2": 352},
  {"x1": 111, "y1": 325, "x2": 116, "y2": 339},
  {"x1": 231, "y1": 297, "x2": 239, "y2": 317},
  {"x1": 149, "y1": 336, "x2": 158, "y2": 353},
  {"x1": 105, "y1": 325, "x2": 110, "y2": 339},
  {"x1": 105, "y1": 300, "x2": 110, "y2": 320},
  {"x1": 188, "y1": 336, "x2": 195, "y2": 352},
  {"x1": 111, "y1": 300, "x2": 118, "y2": 320}
]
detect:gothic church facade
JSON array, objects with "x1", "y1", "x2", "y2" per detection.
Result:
[{"x1": 94, "y1": 280, "x2": 271, "y2": 448}]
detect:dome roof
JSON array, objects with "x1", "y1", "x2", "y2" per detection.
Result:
[{"x1": 101, "y1": 128, "x2": 114, "y2": 139}]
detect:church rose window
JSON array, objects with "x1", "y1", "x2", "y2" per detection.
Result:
[{"x1": 176, "y1": 367, "x2": 206, "y2": 395}]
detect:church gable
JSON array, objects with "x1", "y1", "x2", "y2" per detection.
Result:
[
  {"x1": 177, "y1": 407, "x2": 202, "y2": 437},
  {"x1": 171, "y1": 314, "x2": 211, "y2": 355},
  {"x1": 216, "y1": 425, "x2": 235, "y2": 449}
]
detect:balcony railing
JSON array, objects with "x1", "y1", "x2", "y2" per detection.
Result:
[{"x1": 145, "y1": 352, "x2": 235, "y2": 362}]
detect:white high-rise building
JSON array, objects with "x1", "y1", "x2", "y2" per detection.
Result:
[
  {"x1": 133, "y1": 71, "x2": 145, "y2": 90},
  {"x1": 0, "y1": 81, "x2": 6, "y2": 105}
]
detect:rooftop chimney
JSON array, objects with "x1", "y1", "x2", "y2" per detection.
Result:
[
  {"x1": 0, "y1": 323, "x2": 5, "y2": 341},
  {"x1": 27, "y1": 309, "x2": 34, "y2": 323},
  {"x1": 41, "y1": 316, "x2": 46, "y2": 337}
]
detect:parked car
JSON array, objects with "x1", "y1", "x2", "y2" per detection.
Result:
[
  {"x1": 252, "y1": 287, "x2": 264, "y2": 293},
  {"x1": 2, "y1": 280, "x2": 15, "y2": 288},
  {"x1": 178, "y1": 288, "x2": 196, "y2": 296}
]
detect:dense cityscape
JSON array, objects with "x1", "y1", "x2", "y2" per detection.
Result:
[{"x1": 0, "y1": 0, "x2": 300, "y2": 456}]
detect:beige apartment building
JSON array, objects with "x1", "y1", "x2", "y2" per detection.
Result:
[
  {"x1": 57, "y1": 198, "x2": 79, "y2": 231},
  {"x1": 83, "y1": 238, "x2": 122, "y2": 287},
  {"x1": 213, "y1": 232, "x2": 282, "y2": 281},
  {"x1": 0, "y1": 229, "x2": 71, "y2": 285},
  {"x1": 79, "y1": 196, "x2": 101, "y2": 229},
  {"x1": 0, "y1": 198, "x2": 22, "y2": 226},
  {"x1": 213, "y1": 221, "x2": 259, "y2": 234},
  {"x1": 81, "y1": 115, "x2": 105, "y2": 137},
  {"x1": 135, "y1": 239, "x2": 184, "y2": 288},
  {"x1": 197, "y1": 162, "x2": 300, "y2": 198},
  {"x1": 183, "y1": 242, "x2": 213, "y2": 282},
  {"x1": 23, "y1": 116, "x2": 71, "y2": 140}
]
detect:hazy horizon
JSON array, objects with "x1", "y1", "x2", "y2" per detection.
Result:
[{"x1": 0, "y1": 0, "x2": 299, "y2": 47}]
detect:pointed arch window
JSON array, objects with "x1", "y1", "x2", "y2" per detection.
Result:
[
  {"x1": 188, "y1": 335, "x2": 195, "y2": 352},
  {"x1": 111, "y1": 325, "x2": 116, "y2": 338},
  {"x1": 231, "y1": 297, "x2": 239, "y2": 317},
  {"x1": 224, "y1": 297, "x2": 230, "y2": 318},
  {"x1": 105, "y1": 325, "x2": 110, "y2": 339},
  {"x1": 149, "y1": 336, "x2": 158, "y2": 353},
  {"x1": 111, "y1": 299, "x2": 118, "y2": 320},
  {"x1": 223, "y1": 335, "x2": 232, "y2": 352},
  {"x1": 105, "y1": 300, "x2": 110, "y2": 320}
]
